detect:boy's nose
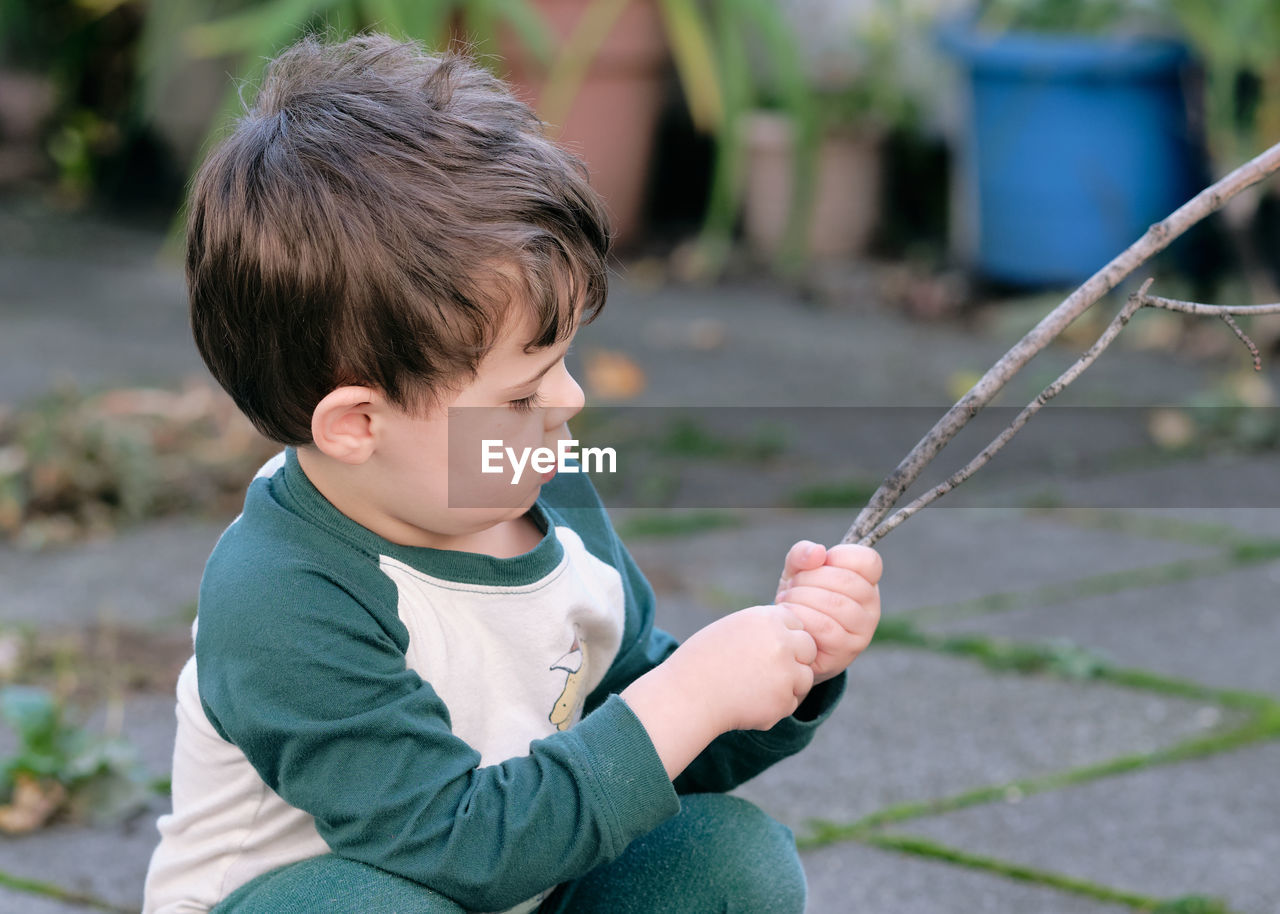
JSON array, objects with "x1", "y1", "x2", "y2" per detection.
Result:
[{"x1": 544, "y1": 363, "x2": 585, "y2": 428}]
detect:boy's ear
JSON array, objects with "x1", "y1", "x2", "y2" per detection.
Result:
[{"x1": 311, "y1": 386, "x2": 379, "y2": 464}]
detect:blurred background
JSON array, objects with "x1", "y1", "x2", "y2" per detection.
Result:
[
  {"x1": 0, "y1": 0, "x2": 1278, "y2": 293},
  {"x1": 3, "y1": 3, "x2": 1280, "y2": 912},
  {"x1": 5, "y1": 0, "x2": 1280, "y2": 547}
]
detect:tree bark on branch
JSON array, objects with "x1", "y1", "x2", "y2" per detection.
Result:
[{"x1": 844, "y1": 140, "x2": 1280, "y2": 549}]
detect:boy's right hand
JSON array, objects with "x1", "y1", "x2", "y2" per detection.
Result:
[
  {"x1": 621, "y1": 605, "x2": 817, "y2": 779},
  {"x1": 675, "y1": 605, "x2": 818, "y2": 731}
]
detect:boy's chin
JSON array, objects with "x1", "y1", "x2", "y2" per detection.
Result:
[{"x1": 462, "y1": 481, "x2": 544, "y2": 519}]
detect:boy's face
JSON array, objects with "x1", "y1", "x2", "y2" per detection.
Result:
[{"x1": 359, "y1": 307, "x2": 585, "y2": 549}]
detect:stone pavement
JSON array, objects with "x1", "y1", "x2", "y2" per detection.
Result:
[{"x1": 2, "y1": 205, "x2": 1278, "y2": 913}]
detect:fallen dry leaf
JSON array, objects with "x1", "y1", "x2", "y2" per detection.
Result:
[
  {"x1": 584, "y1": 349, "x2": 647, "y2": 401},
  {"x1": 1147, "y1": 408, "x2": 1196, "y2": 451},
  {"x1": 0, "y1": 773, "x2": 67, "y2": 834},
  {"x1": 686, "y1": 318, "x2": 727, "y2": 351}
]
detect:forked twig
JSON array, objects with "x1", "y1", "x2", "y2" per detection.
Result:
[{"x1": 844, "y1": 140, "x2": 1280, "y2": 548}]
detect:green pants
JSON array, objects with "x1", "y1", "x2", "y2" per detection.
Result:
[{"x1": 213, "y1": 794, "x2": 805, "y2": 914}]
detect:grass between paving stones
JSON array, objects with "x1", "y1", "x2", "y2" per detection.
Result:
[
  {"x1": 854, "y1": 835, "x2": 1232, "y2": 914},
  {"x1": 788, "y1": 477, "x2": 881, "y2": 509},
  {"x1": 614, "y1": 509, "x2": 746, "y2": 540},
  {"x1": 899, "y1": 538, "x2": 1280, "y2": 627},
  {"x1": 799, "y1": 649, "x2": 1275, "y2": 912},
  {"x1": 804, "y1": 698, "x2": 1279, "y2": 843},
  {"x1": 0, "y1": 866, "x2": 133, "y2": 913},
  {"x1": 800, "y1": 507, "x2": 1280, "y2": 911},
  {"x1": 1029, "y1": 508, "x2": 1266, "y2": 550}
]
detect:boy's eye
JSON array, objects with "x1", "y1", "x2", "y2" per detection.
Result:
[{"x1": 508, "y1": 392, "x2": 545, "y2": 413}]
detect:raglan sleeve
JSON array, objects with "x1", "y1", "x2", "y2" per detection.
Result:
[{"x1": 195, "y1": 558, "x2": 678, "y2": 913}]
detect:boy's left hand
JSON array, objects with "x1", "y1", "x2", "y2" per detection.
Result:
[{"x1": 775, "y1": 541, "x2": 882, "y2": 685}]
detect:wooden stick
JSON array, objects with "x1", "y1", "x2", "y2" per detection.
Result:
[{"x1": 843, "y1": 140, "x2": 1280, "y2": 547}]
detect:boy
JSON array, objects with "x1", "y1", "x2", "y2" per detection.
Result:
[{"x1": 144, "y1": 33, "x2": 881, "y2": 914}]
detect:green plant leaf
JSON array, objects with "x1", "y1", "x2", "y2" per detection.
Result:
[
  {"x1": 0, "y1": 686, "x2": 60, "y2": 746},
  {"x1": 492, "y1": 0, "x2": 555, "y2": 66},
  {"x1": 65, "y1": 768, "x2": 151, "y2": 826},
  {"x1": 537, "y1": 0, "x2": 630, "y2": 133},
  {"x1": 355, "y1": 0, "x2": 459, "y2": 42},
  {"x1": 356, "y1": 0, "x2": 412, "y2": 38},
  {"x1": 456, "y1": 0, "x2": 500, "y2": 58},
  {"x1": 734, "y1": 0, "x2": 818, "y2": 269},
  {"x1": 687, "y1": 0, "x2": 751, "y2": 261},
  {"x1": 184, "y1": 0, "x2": 340, "y2": 59},
  {"x1": 656, "y1": 0, "x2": 723, "y2": 132},
  {"x1": 0, "y1": 685, "x2": 152, "y2": 826}
]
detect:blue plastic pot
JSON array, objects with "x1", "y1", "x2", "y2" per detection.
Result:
[{"x1": 939, "y1": 23, "x2": 1199, "y2": 286}]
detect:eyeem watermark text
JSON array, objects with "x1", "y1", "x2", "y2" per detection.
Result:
[{"x1": 481, "y1": 439, "x2": 617, "y2": 484}]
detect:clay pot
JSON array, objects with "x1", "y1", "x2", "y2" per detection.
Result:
[
  {"x1": 742, "y1": 110, "x2": 882, "y2": 261},
  {"x1": 0, "y1": 69, "x2": 55, "y2": 184},
  {"x1": 502, "y1": 0, "x2": 670, "y2": 247}
]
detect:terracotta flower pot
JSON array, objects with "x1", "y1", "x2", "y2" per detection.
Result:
[
  {"x1": 742, "y1": 110, "x2": 882, "y2": 261},
  {"x1": 501, "y1": 0, "x2": 670, "y2": 247},
  {"x1": 0, "y1": 69, "x2": 55, "y2": 185}
]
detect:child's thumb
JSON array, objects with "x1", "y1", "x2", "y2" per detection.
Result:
[{"x1": 777, "y1": 540, "x2": 826, "y2": 593}]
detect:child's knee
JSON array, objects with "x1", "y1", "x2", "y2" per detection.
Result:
[{"x1": 681, "y1": 794, "x2": 806, "y2": 914}]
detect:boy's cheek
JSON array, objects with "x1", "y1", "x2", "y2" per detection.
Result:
[{"x1": 446, "y1": 409, "x2": 550, "y2": 507}]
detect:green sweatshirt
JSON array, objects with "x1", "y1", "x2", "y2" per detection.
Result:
[{"x1": 143, "y1": 449, "x2": 844, "y2": 913}]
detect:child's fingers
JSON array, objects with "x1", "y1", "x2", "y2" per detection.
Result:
[
  {"x1": 777, "y1": 585, "x2": 878, "y2": 635},
  {"x1": 789, "y1": 627, "x2": 819, "y2": 666},
  {"x1": 772, "y1": 602, "x2": 806, "y2": 630},
  {"x1": 776, "y1": 540, "x2": 827, "y2": 595},
  {"x1": 794, "y1": 657, "x2": 816, "y2": 700},
  {"x1": 783, "y1": 604, "x2": 869, "y2": 684},
  {"x1": 784, "y1": 602, "x2": 845, "y2": 645},
  {"x1": 779, "y1": 564, "x2": 879, "y2": 607},
  {"x1": 822, "y1": 544, "x2": 883, "y2": 586}
]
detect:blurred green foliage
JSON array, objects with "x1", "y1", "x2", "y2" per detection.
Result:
[
  {"x1": 150, "y1": 0, "x2": 819, "y2": 269},
  {"x1": 974, "y1": 0, "x2": 1280, "y2": 172},
  {"x1": 0, "y1": 0, "x2": 177, "y2": 206},
  {"x1": 976, "y1": 0, "x2": 1165, "y2": 34},
  {"x1": 1166, "y1": 0, "x2": 1280, "y2": 169},
  {"x1": 0, "y1": 685, "x2": 150, "y2": 829}
]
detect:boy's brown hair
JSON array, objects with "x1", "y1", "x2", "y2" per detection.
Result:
[{"x1": 187, "y1": 33, "x2": 611, "y2": 445}]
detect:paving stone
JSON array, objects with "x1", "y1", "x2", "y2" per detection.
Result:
[
  {"x1": 731, "y1": 647, "x2": 1232, "y2": 834},
  {"x1": 627, "y1": 507, "x2": 1214, "y2": 620},
  {"x1": 887, "y1": 742, "x2": 1280, "y2": 914},
  {"x1": 1125, "y1": 507, "x2": 1280, "y2": 540},
  {"x1": 976, "y1": 452, "x2": 1280, "y2": 511},
  {"x1": 85, "y1": 693, "x2": 181, "y2": 782},
  {"x1": 932, "y1": 562, "x2": 1280, "y2": 697},
  {"x1": 580, "y1": 280, "x2": 1215, "y2": 410},
  {"x1": 574, "y1": 406, "x2": 1156, "y2": 512},
  {"x1": 0, "y1": 251, "x2": 204, "y2": 404},
  {"x1": 626, "y1": 509, "x2": 856, "y2": 626},
  {"x1": 872, "y1": 508, "x2": 1220, "y2": 613},
  {"x1": 0, "y1": 887, "x2": 101, "y2": 914},
  {"x1": 0, "y1": 517, "x2": 230, "y2": 630},
  {"x1": 802, "y1": 840, "x2": 1132, "y2": 914},
  {"x1": 0, "y1": 799, "x2": 162, "y2": 911},
  {"x1": 577, "y1": 282, "x2": 1005, "y2": 408}
]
